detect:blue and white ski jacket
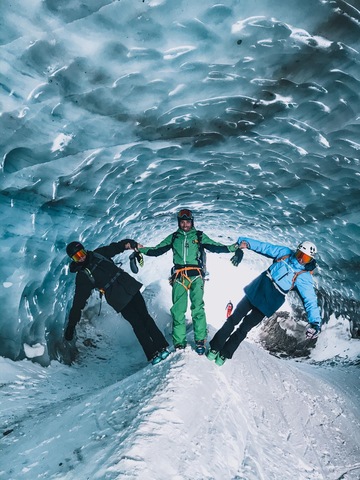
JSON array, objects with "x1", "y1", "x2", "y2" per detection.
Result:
[{"x1": 237, "y1": 237, "x2": 322, "y2": 327}]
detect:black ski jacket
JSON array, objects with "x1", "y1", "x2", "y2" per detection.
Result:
[{"x1": 68, "y1": 240, "x2": 142, "y2": 329}]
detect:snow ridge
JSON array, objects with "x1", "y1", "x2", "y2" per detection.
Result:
[{"x1": 1, "y1": 341, "x2": 359, "y2": 479}]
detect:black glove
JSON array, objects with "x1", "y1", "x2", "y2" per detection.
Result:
[
  {"x1": 129, "y1": 252, "x2": 144, "y2": 274},
  {"x1": 122, "y1": 239, "x2": 138, "y2": 249},
  {"x1": 305, "y1": 323, "x2": 321, "y2": 339},
  {"x1": 64, "y1": 321, "x2": 76, "y2": 341},
  {"x1": 230, "y1": 248, "x2": 244, "y2": 267},
  {"x1": 129, "y1": 239, "x2": 138, "y2": 249}
]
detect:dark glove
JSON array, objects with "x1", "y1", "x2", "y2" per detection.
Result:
[
  {"x1": 122, "y1": 239, "x2": 138, "y2": 249},
  {"x1": 129, "y1": 251, "x2": 144, "y2": 274},
  {"x1": 230, "y1": 248, "x2": 244, "y2": 267},
  {"x1": 305, "y1": 323, "x2": 321, "y2": 339},
  {"x1": 129, "y1": 239, "x2": 138, "y2": 249},
  {"x1": 64, "y1": 321, "x2": 76, "y2": 341}
]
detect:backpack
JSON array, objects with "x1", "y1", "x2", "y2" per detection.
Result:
[
  {"x1": 274, "y1": 254, "x2": 317, "y2": 291},
  {"x1": 83, "y1": 252, "x2": 122, "y2": 293}
]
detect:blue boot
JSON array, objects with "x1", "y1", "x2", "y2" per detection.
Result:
[
  {"x1": 151, "y1": 354, "x2": 162, "y2": 365},
  {"x1": 195, "y1": 340, "x2": 206, "y2": 355},
  {"x1": 159, "y1": 348, "x2": 170, "y2": 360}
]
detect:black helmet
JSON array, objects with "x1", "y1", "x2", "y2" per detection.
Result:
[
  {"x1": 177, "y1": 208, "x2": 194, "y2": 227},
  {"x1": 66, "y1": 241, "x2": 85, "y2": 258}
]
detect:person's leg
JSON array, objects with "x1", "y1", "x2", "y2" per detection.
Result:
[
  {"x1": 170, "y1": 280, "x2": 189, "y2": 347},
  {"x1": 121, "y1": 295, "x2": 160, "y2": 361},
  {"x1": 130, "y1": 292, "x2": 169, "y2": 351},
  {"x1": 189, "y1": 277, "x2": 207, "y2": 342},
  {"x1": 209, "y1": 296, "x2": 253, "y2": 352},
  {"x1": 221, "y1": 307, "x2": 264, "y2": 359}
]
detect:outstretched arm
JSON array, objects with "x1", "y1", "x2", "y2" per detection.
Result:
[
  {"x1": 201, "y1": 232, "x2": 238, "y2": 253},
  {"x1": 95, "y1": 239, "x2": 138, "y2": 258},
  {"x1": 65, "y1": 273, "x2": 93, "y2": 341},
  {"x1": 138, "y1": 234, "x2": 173, "y2": 257},
  {"x1": 296, "y1": 275, "x2": 322, "y2": 329},
  {"x1": 236, "y1": 237, "x2": 291, "y2": 259}
]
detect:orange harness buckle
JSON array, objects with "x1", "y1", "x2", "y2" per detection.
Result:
[{"x1": 174, "y1": 267, "x2": 203, "y2": 290}]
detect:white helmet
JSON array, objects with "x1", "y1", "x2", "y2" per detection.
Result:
[{"x1": 297, "y1": 241, "x2": 317, "y2": 258}]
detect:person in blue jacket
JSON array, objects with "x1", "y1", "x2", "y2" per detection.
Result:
[{"x1": 207, "y1": 239, "x2": 322, "y2": 366}]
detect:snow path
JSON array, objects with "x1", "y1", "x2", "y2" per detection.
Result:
[{"x1": 1, "y1": 338, "x2": 359, "y2": 480}]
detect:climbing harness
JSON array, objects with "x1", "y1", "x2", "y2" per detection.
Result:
[
  {"x1": 170, "y1": 266, "x2": 203, "y2": 290},
  {"x1": 167, "y1": 230, "x2": 209, "y2": 288}
]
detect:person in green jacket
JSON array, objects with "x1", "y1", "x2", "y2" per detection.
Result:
[{"x1": 137, "y1": 209, "x2": 242, "y2": 355}]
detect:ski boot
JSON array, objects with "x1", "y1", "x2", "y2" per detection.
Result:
[
  {"x1": 215, "y1": 354, "x2": 227, "y2": 366},
  {"x1": 174, "y1": 343, "x2": 186, "y2": 351},
  {"x1": 206, "y1": 349, "x2": 219, "y2": 361},
  {"x1": 151, "y1": 353, "x2": 162, "y2": 365},
  {"x1": 159, "y1": 348, "x2": 170, "y2": 360},
  {"x1": 195, "y1": 340, "x2": 206, "y2": 355}
]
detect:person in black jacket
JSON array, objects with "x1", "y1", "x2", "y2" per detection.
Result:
[{"x1": 64, "y1": 240, "x2": 169, "y2": 365}]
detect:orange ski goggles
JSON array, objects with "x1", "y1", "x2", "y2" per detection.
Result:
[
  {"x1": 72, "y1": 249, "x2": 87, "y2": 262},
  {"x1": 295, "y1": 250, "x2": 312, "y2": 264}
]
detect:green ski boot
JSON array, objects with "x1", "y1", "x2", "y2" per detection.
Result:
[
  {"x1": 215, "y1": 354, "x2": 227, "y2": 366},
  {"x1": 206, "y1": 349, "x2": 219, "y2": 361}
]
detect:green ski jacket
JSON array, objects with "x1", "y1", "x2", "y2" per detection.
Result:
[{"x1": 139, "y1": 228, "x2": 236, "y2": 268}]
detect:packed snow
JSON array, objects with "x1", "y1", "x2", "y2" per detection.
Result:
[
  {"x1": 1, "y1": 0, "x2": 360, "y2": 478},
  {"x1": 1, "y1": 256, "x2": 359, "y2": 479}
]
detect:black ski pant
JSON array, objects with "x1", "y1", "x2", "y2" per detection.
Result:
[
  {"x1": 209, "y1": 295, "x2": 264, "y2": 359},
  {"x1": 121, "y1": 292, "x2": 169, "y2": 361}
]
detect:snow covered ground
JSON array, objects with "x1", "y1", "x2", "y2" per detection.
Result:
[
  {"x1": 1, "y1": 256, "x2": 359, "y2": 480},
  {"x1": 1, "y1": 334, "x2": 359, "y2": 480}
]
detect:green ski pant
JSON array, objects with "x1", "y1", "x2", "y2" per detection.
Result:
[{"x1": 170, "y1": 276, "x2": 207, "y2": 346}]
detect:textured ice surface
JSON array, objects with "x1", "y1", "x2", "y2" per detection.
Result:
[{"x1": 0, "y1": 0, "x2": 359, "y2": 362}]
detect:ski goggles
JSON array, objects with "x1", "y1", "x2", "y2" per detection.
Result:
[
  {"x1": 295, "y1": 250, "x2": 312, "y2": 264},
  {"x1": 177, "y1": 209, "x2": 193, "y2": 220},
  {"x1": 72, "y1": 249, "x2": 87, "y2": 262}
]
